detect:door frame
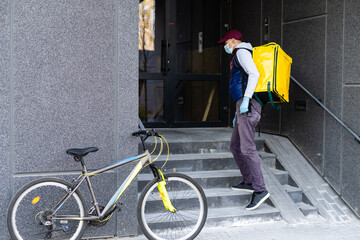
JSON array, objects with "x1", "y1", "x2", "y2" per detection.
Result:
[{"x1": 140, "y1": 0, "x2": 231, "y2": 128}]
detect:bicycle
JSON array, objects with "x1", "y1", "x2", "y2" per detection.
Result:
[{"x1": 7, "y1": 129, "x2": 208, "y2": 240}]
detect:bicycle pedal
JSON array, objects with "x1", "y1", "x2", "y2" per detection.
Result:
[{"x1": 61, "y1": 224, "x2": 70, "y2": 232}]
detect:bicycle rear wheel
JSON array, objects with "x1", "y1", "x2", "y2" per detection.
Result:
[
  {"x1": 7, "y1": 178, "x2": 88, "y2": 240},
  {"x1": 137, "y1": 173, "x2": 208, "y2": 240}
]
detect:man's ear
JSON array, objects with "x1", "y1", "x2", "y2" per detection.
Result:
[{"x1": 228, "y1": 38, "x2": 234, "y2": 46}]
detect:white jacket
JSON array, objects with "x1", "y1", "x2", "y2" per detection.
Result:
[{"x1": 235, "y1": 42, "x2": 260, "y2": 98}]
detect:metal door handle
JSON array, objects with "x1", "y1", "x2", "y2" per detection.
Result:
[{"x1": 161, "y1": 40, "x2": 170, "y2": 75}]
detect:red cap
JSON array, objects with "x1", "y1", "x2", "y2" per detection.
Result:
[{"x1": 218, "y1": 30, "x2": 243, "y2": 43}]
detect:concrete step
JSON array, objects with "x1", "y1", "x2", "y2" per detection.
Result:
[
  {"x1": 271, "y1": 168, "x2": 289, "y2": 185},
  {"x1": 138, "y1": 170, "x2": 242, "y2": 192},
  {"x1": 141, "y1": 139, "x2": 266, "y2": 155},
  {"x1": 140, "y1": 152, "x2": 237, "y2": 173},
  {"x1": 205, "y1": 188, "x2": 252, "y2": 208},
  {"x1": 138, "y1": 188, "x2": 252, "y2": 213},
  {"x1": 141, "y1": 151, "x2": 276, "y2": 173},
  {"x1": 283, "y1": 184, "x2": 303, "y2": 203},
  {"x1": 206, "y1": 205, "x2": 281, "y2": 226},
  {"x1": 296, "y1": 202, "x2": 318, "y2": 216},
  {"x1": 259, "y1": 152, "x2": 277, "y2": 168},
  {"x1": 283, "y1": 185, "x2": 319, "y2": 216}
]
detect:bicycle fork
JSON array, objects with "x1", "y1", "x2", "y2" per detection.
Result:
[{"x1": 149, "y1": 164, "x2": 177, "y2": 213}]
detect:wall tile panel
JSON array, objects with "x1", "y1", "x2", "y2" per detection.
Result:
[
  {"x1": 260, "y1": 0, "x2": 282, "y2": 133},
  {"x1": 8, "y1": 0, "x2": 139, "y2": 237},
  {"x1": 323, "y1": 0, "x2": 345, "y2": 193},
  {"x1": 341, "y1": 87, "x2": 360, "y2": 216},
  {"x1": 12, "y1": 1, "x2": 116, "y2": 173},
  {"x1": 344, "y1": 0, "x2": 360, "y2": 84},
  {"x1": 282, "y1": 17, "x2": 326, "y2": 172},
  {"x1": 283, "y1": 0, "x2": 326, "y2": 22},
  {"x1": 231, "y1": 0, "x2": 261, "y2": 45},
  {"x1": 116, "y1": 0, "x2": 139, "y2": 236}
]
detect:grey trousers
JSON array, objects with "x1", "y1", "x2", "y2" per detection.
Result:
[{"x1": 230, "y1": 98, "x2": 266, "y2": 192}]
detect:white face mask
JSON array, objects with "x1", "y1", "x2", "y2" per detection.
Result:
[{"x1": 224, "y1": 43, "x2": 233, "y2": 54}]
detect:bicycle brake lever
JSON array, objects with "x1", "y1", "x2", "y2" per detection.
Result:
[{"x1": 132, "y1": 130, "x2": 147, "y2": 136}]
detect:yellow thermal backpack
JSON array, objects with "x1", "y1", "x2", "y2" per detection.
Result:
[{"x1": 252, "y1": 42, "x2": 292, "y2": 109}]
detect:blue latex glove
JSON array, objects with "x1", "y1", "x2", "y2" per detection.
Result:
[
  {"x1": 240, "y1": 97, "x2": 250, "y2": 114},
  {"x1": 233, "y1": 115, "x2": 236, "y2": 127}
]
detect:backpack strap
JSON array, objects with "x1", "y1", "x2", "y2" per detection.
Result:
[
  {"x1": 267, "y1": 82, "x2": 281, "y2": 110},
  {"x1": 232, "y1": 48, "x2": 250, "y2": 98},
  {"x1": 233, "y1": 48, "x2": 252, "y2": 69},
  {"x1": 253, "y1": 94, "x2": 264, "y2": 108},
  {"x1": 233, "y1": 48, "x2": 265, "y2": 107}
]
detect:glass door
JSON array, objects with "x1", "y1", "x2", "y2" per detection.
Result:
[
  {"x1": 173, "y1": 0, "x2": 224, "y2": 127},
  {"x1": 139, "y1": 0, "x2": 229, "y2": 127},
  {"x1": 139, "y1": 0, "x2": 167, "y2": 127}
]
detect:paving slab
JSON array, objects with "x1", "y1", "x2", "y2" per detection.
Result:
[{"x1": 107, "y1": 219, "x2": 360, "y2": 240}]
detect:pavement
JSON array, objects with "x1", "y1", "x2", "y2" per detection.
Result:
[{"x1": 107, "y1": 218, "x2": 360, "y2": 240}]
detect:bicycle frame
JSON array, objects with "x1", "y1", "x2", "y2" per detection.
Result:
[
  {"x1": 8, "y1": 131, "x2": 207, "y2": 240},
  {"x1": 52, "y1": 149, "x2": 154, "y2": 222}
]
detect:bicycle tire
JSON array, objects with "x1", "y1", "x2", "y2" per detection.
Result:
[
  {"x1": 7, "y1": 178, "x2": 88, "y2": 240},
  {"x1": 137, "y1": 173, "x2": 208, "y2": 240}
]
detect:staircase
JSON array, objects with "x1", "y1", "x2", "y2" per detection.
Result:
[
  {"x1": 138, "y1": 129, "x2": 281, "y2": 227},
  {"x1": 270, "y1": 164, "x2": 318, "y2": 217},
  {"x1": 137, "y1": 128, "x2": 355, "y2": 231}
]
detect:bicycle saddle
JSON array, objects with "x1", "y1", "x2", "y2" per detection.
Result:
[{"x1": 66, "y1": 147, "x2": 99, "y2": 158}]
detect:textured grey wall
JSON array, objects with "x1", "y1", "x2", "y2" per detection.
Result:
[
  {"x1": 324, "y1": 0, "x2": 345, "y2": 194},
  {"x1": 3, "y1": 0, "x2": 138, "y2": 238},
  {"x1": 0, "y1": 0, "x2": 11, "y2": 238},
  {"x1": 231, "y1": 0, "x2": 261, "y2": 45},
  {"x1": 260, "y1": 0, "x2": 282, "y2": 133},
  {"x1": 283, "y1": 0, "x2": 326, "y2": 22},
  {"x1": 341, "y1": 0, "x2": 360, "y2": 217},
  {"x1": 231, "y1": 0, "x2": 360, "y2": 217},
  {"x1": 281, "y1": 0, "x2": 360, "y2": 217},
  {"x1": 282, "y1": 15, "x2": 327, "y2": 172}
]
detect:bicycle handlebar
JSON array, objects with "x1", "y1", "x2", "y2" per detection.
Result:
[
  {"x1": 132, "y1": 129, "x2": 160, "y2": 138},
  {"x1": 132, "y1": 130, "x2": 161, "y2": 152}
]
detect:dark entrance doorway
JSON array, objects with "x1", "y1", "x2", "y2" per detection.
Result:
[{"x1": 139, "y1": 0, "x2": 229, "y2": 128}]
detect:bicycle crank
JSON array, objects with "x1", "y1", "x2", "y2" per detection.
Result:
[{"x1": 89, "y1": 205, "x2": 114, "y2": 227}]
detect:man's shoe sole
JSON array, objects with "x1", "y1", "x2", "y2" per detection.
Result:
[
  {"x1": 231, "y1": 187, "x2": 254, "y2": 193},
  {"x1": 245, "y1": 192, "x2": 270, "y2": 211}
]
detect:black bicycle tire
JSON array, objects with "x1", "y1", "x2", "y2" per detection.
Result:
[
  {"x1": 137, "y1": 173, "x2": 208, "y2": 240},
  {"x1": 7, "y1": 177, "x2": 88, "y2": 240}
]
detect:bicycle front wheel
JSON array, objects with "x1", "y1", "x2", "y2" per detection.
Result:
[
  {"x1": 137, "y1": 173, "x2": 208, "y2": 240},
  {"x1": 7, "y1": 178, "x2": 88, "y2": 240}
]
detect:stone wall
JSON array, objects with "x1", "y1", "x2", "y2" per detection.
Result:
[
  {"x1": 282, "y1": 0, "x2": 360, "y2": 217},
  {"x1": 1, "y1": 0, "x2": 138, "y2": 238}
]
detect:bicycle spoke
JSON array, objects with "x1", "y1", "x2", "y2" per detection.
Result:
[
  {"x1": 8, "y1": 178, "x2": 87, "y2": 240},
  {"x1": 138, "y1": 173, "x2": 207, "y2": 240}
]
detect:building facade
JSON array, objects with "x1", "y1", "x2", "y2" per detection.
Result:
[{"x1": 1, "y1": 0, "x2": 360, "y2": 239}]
